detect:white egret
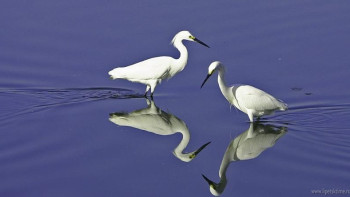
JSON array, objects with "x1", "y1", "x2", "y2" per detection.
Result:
[
  {"x1": 109, "y1": 99, "x2": 210, "y2": 162},
  {"x1": 108, "y1": 30, "x2": 209, "y2": 98},
  {"x1": 201, "y1": 61, "x2": 288, "y2": 122},
  {"x1": 202, "y1": 123, "x2": 286, "y2": 196}
]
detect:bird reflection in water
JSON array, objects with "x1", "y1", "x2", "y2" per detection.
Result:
[
  {"x1": 109, "y1": 99, "x2": 210, "y2": 162},
  {"x1": 202, "y1": 123, "x2": 287, "y2": 196}
]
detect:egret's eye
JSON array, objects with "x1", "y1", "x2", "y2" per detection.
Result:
[{"x1": 189, "y1": 35, "x2": 195, "y2": 39}]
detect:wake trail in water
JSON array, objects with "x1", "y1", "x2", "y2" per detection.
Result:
[
  {"x1": 257, "y1": 101, "x2": 350, "y2": 150},
  {"x1": 264, "y1": 102, "x2": 350, "y2": 128},
  {"x1": 262, "y1": 101, "x2": 350, "y2": 146},
  {"x1": 0, "y1": 87, "x2": 143, "y2": 123}
]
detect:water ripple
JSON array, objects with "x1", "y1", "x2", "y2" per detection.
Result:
[
  {"x1": 0, "y1": 87, "x2": 143, "y2": 123},
  {"x1": 262, "y1": 102, "x2": 350, "y2": 148},
  {"x1": 273, "y1": 103, "x2": 350, "y2": 131}
]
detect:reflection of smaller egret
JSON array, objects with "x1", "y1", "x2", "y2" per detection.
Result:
[
  {"x1": 201, "y1": 61, "x2": 288, "y2": 122},
  {"x1": 202, "y1": 123, "x2": 286, "y2": 196},
  {"x1": 109, "y1": 99, "x2": 210, "y2": 162},
  {"x1": 108, "y1": 30, "x2": 209, "y2": 98}
]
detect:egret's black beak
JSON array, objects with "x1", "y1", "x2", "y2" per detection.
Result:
[
  {"x1": 201, "y1": 74, "x2": 212, "y2": 88},
  {"x1": 194, "y1": 37, "x2": 210, "y2": 48},
  {"x1": 202, "y1": 174, "x2": 216, "y2": 186},
  {"x1": 193, "y1": 141, "x2": 211, "y2": 156}
]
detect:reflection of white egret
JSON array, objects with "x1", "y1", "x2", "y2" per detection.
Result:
[
  {"x1": 108, "y1": 31, "x2": 209, "y2": 97},
  {"x1": 201, "y1": 61, "x2": 288, "y2": 122},
  {"x1": 202, "y1": 123, "x2": 286, "y2": 196},
  {"x1": 109, "y1": 99, "x2": 210, "y2": 162}
]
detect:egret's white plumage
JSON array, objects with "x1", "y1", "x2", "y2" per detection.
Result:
[
  {"x1": 201, "y1": 61, "x2": 288, "y2": 122},
  {"x1": 108, "y1": 30, "x2": 209, "y2": 97}
]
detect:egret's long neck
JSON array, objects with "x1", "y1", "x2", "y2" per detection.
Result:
[
  {"x1": 217, "y1": 67, "x2": 233, "y2": 102},
  {"x1": 173, "y1": 129, "x2": 190, "y2": 156},
  {"x1": 218, "y1": 156, "x2": 230, "y2": 180},
  {"x1": 213, "y1": 161, "x2": 228, "y2": 195},
  {"x1": 173, "y1": 39, "x2": 188, "y2": 72}
]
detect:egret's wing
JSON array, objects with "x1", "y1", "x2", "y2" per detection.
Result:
[
  {"x1": 235, "y1": 85, "x2": 280, "y2": 111},
  {"x1": 113, "y1": 56, "x2": 174, "y2": 80}
]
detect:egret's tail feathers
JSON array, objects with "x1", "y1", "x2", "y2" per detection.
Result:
[
  {"x1": 278, "y1": 100, "x2": 288, "y2": 111},
  {"x1": 109, "y1": 75, "x2": 116, "y2": 80},
  {"x1": 109, "y1": 112, "x2": 127, "y2": 117},
  {"x1": 108, "y1": 68, "x2": 125, "y2": 80}
]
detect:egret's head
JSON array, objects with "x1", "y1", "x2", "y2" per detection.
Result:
[
  {"x1": 173, "y1": 141, "x2": 211, "y2": 162},
  {"x1": 171, "y1": 30, "x2": 210, "y2": 48},
  {"x1": 201, "y1": 61, "x2": 223, "y2": 88},
  {"x1": 208, "y1": 61, "x2": 222, "y2": 74},
  {"x1": 173, "y1": 152, "x2": 196, "y2": 162},
  {"x1": 202, "y1": 174, "x2": 223, "y2": 196}
]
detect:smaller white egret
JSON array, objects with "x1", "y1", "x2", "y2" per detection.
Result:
[
  {"x1": 108, "y1": 30, "x2": 209, "y2": 98},
  {"x1": 201, "y1": 61, "x2": 288, "y2": 122}
]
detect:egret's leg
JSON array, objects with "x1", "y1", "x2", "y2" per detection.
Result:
[
  {"x1": 247, "y1": 110, "x2": 254, "y2": 122},
  {"x1": 145, "y1": 97, "x2": 151, "y2": 106},
  {"x1": 247, "y1": 123, "x2": 254, "y2": 138},
  {"x1": 149, "y1": 81, "x2": 157, "y2": 98},
  {"x1": 150, "y1": 88, "x2": 155, "y2": 100},
  {"x1": 144, "y1": 85, "x2": 150, "y2": 97}
]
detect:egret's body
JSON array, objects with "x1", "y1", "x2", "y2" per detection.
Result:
[
  {"x1": 202, "y1": 123, "x2": 286, "y2": 196},
  {"x1": 109, "y1": 99, "x2": 210, "y2": 162},
  {"x1": 201, "y1": 61, "x2": 288, "y2": 122},
  {"x1": 109, "y1": 31, "x2": 209, "y2": 97}
]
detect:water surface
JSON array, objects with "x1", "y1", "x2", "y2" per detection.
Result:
[{"x1": 1, "y1": 0, "x2": 350, "y2": 196}]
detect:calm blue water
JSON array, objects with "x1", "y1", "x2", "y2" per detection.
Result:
[{"x1": 1, "y1": 0, "x2": 350, "y2": 196}]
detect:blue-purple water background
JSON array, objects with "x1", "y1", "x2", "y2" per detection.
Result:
[{"x1": 1, "y1": 1, "x2": 350, "y2": 196}]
